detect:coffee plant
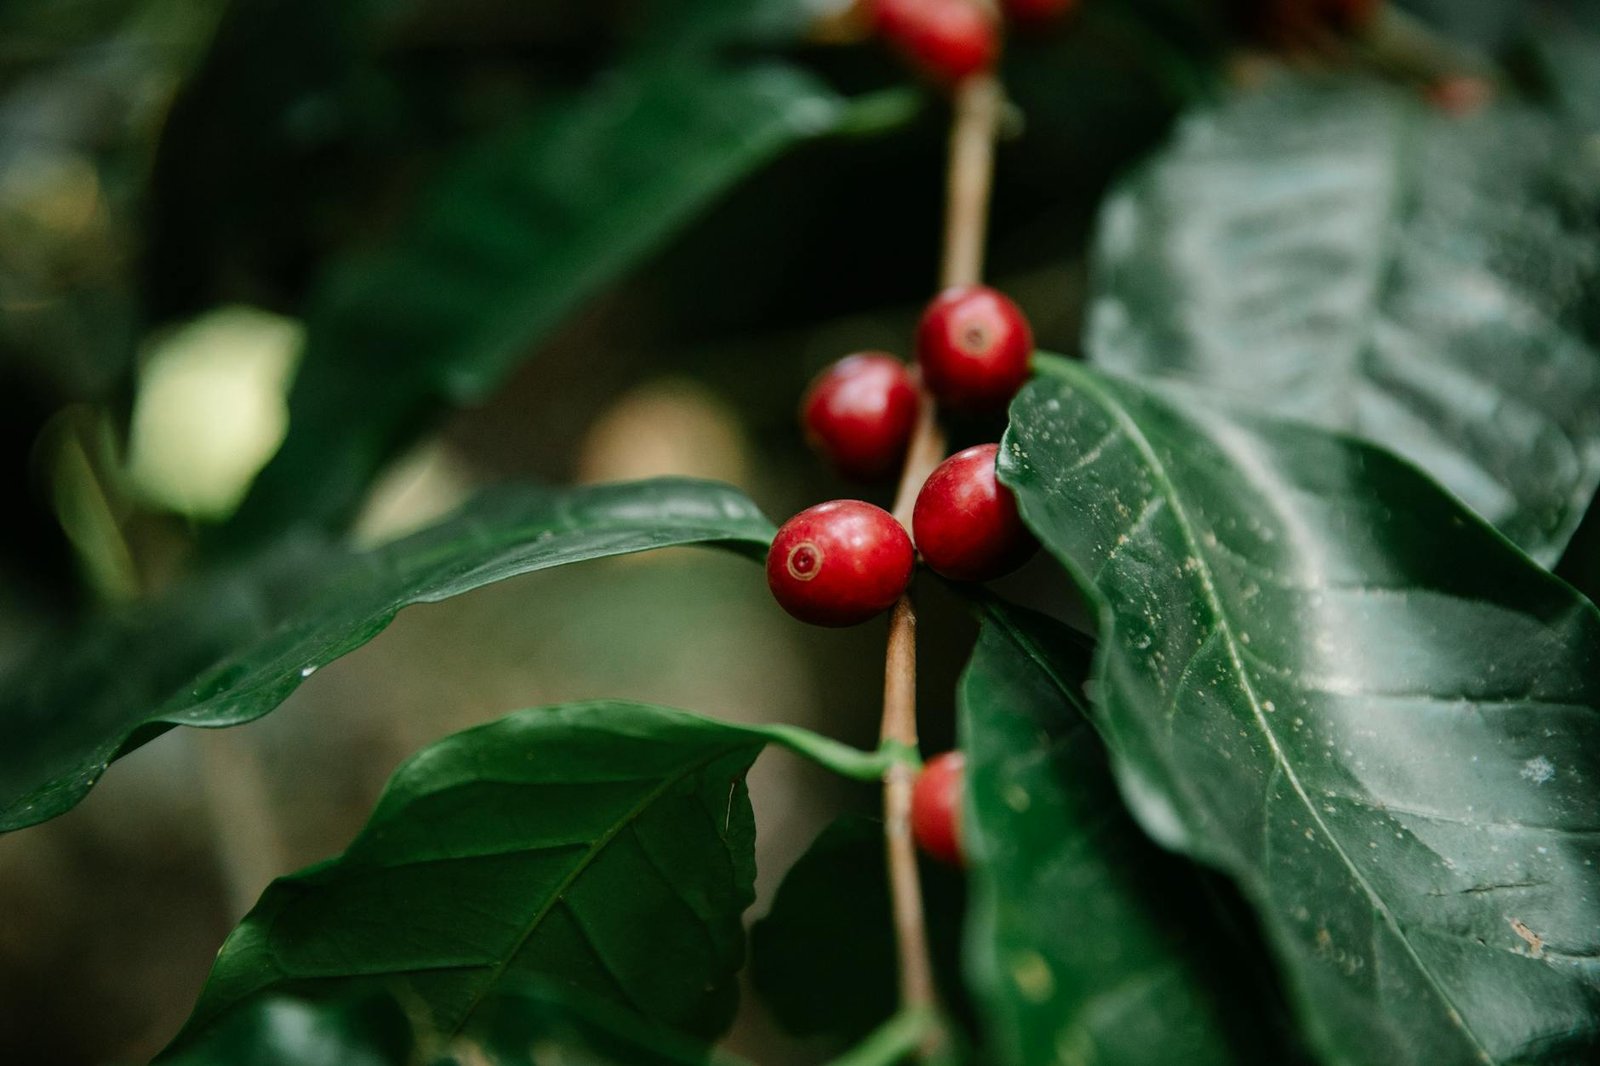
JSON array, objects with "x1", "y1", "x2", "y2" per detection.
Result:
[{"x1": 2, "y1": 0, "x2": 1599, "y2": 1063}]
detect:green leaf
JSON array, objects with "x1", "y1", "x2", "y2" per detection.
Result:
[
  {"x1": 0, "y1": 478, "x2": 774, "y2": 832},
  {"x1": 1087, "y1": 76, "x2": 1600, "y2": 565},
  {"x1": 158, "y1": 993, "x2": 414, "y2": 1066},
  {"x1": 1526, "y1": 5, "x2": 1600, "y2": 135},
  {"x1": 224, "y1": 59, "x2": 851, "y2": 546},
  {"x1": 458, "y1": 981, "x2": 746, "y2": 1066},
  {"x1": 961, "y1": 599, "x2": 1301, "y2": 1066},
  {"x1": 750, "y1": 814, "x2": 968, "y2": 1044},
  {"x1": 172, "y1": 700, "x2": 770, "y2": 1047},
  {"x1": 161, "y1": 983, "x2": 746, "y2": 1066},
  {"x1": 1000, "y1": 356, "x2": 1600, "y2": 1066}
]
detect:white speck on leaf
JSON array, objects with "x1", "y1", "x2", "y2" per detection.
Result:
[{"x1": 1520, "y1": 756, "x2": 1555, "y2": 785}]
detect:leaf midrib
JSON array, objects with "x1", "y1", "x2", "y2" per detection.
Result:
[
  {"x1": 1062, "y1": 365, "x2": 1494, "y2": 1063},
  {"x1": 444, "y1": 741, "x2": 752, "y2": 1035}
]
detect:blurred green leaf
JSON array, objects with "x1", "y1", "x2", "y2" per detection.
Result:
[
  {"x1": 171, "y1": 700, "x2": 768, "y2": 1047},
  {"x1": 162, "y1": 982, "x2": 745, "y2": 1065},
  {"x1": 750, "y1": 814, "x2": 969, "y2": 1045},
  {"x1": 223, "y1": 59, "x2": 855, "y2": 548},
  {"x1": 158, "y1": 993, "x2": 414, "y2": 1066},
  {"x1": 458, "y1": 981, "x2": 745, "y2": 1066},
  {"x1": 0, "y1": 478, "x2": 774, "y2": 832},
  {"x1": 961, "y1": 599, "x2": 1298, "y2": 1066},
  {"x1": 1087, "y1": 76, "x2": 1600, "y2": 565},
  {"x1": 1524, "y1": 3, "x2": 1600, "y2": 134},
  {"x1": 1002, "y1": 357, "x2": 1600, "y2": 1065}
]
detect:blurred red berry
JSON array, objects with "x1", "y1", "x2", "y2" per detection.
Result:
[
  {"x1": 801, "y1": 354, "x2": 920, "y2": 482},
  {"x1": 915, "y1": 285, "x2": 1034, "y2": 412},
  {"x1": 1427, "y1": 75, "x2": 1493, "y2": 118},
  {"x1": 912, "y1": 751, "x2": 966, "y2": 866},
  {"x1": 871, "y1": 0, "x2": 1000, "y2": 84}
]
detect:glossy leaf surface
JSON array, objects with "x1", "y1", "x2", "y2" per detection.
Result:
[
  {"x1": 175, "y1": 701, "x2": 768, "y2": 1045},
  {"x1": 1001, "y1": 357, "x2": 1600, "y2": 1066},
  {"x1": 161, "y1": 984, "x2": 734, "y2": 1066},
  {"x1": 961, "y1": 600, "x2": 1297, "y2": 1066},
  {"x1": 0, "y1": 479, "x2": 774, "y2": 832},
  {"x1": 159, "y1": 994, "x2": 413, "y2": 1066},
  {"x1": 1087, "y1": 77, "x2": 1600, "y2": 564},
  {"x1": 226, "y1": 59, "x2": 849, "y2": 544}
]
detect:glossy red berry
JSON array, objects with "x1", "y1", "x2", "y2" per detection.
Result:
[
  {"x1": 912, "y1": 751, "x2": 966, "y2": 866},
  {"x1": 915, "y1": 285, "x2": 1033, "y2": 412},
  {"x1": 913, "y1": 443, "x2": 1036, "y2": 582},
  {"x1": 1002, "y1": 0, "x2": 1079, "y2": 28},
  {"x1": 871, "y1": 0, "x2": 999, "y2": 84},
  {"x1": 801, "y1": 354, "x2": 920, "y2": 482},
  {"x1": 767, "y1": 500, "x2": 915, "y2": 627}
]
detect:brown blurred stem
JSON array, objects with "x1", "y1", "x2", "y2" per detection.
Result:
[{"x1": 880, "y1": 72, "x2": 1001, "y2": 1053}]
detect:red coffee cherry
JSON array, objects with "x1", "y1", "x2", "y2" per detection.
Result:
[
  {"x1": 912, "y1": 751, "x2": 966, "y2": 866},
  {"x1": 801, "y1": 354, "x2": 920, "y2": 482},
  {"x1": 913, "y1": 443, "x2": 1036, "y2": 582},
  {"x1": 767, "y1": 500, "x2": 915, "y2": 627},
  {"x1": 915, "y1": 285, "x2": 1033, "y2": 412},
  {"x1": 871, "y1": 0, "x2": 1000, "y2": 84},
  {"x1": 1003, "y1": 0, "x2": 1079, "y2": 28}
]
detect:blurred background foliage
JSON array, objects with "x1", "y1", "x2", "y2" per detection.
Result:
[{"x1": 0, "y1": 0, "x2": 1597, "y2": 1061}]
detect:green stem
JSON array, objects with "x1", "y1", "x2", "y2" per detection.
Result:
[
  {"x1": 757, "y1": 724, "x2": 921, "y2": 781},
  {"x1": 825, "y1": 1008, "x2": 941, "y2": 1066}
]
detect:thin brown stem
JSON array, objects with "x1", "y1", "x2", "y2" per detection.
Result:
[
  {"x1": 880, "y1": 596, "x2": 934, "y2": 1013},
  {"x1": 879, "y1": 71, "x2": 1002, "y2": 1056},
  {"x1": 939, "y1": 75, "x2": 1002, "y2": 291}
]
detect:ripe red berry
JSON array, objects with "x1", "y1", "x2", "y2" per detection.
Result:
[
  {"x1": 912, "y1": 751, "x2": 965, "y2": 866},
  {"x1": 767, "y1": 500, "x2": 915, "y2": 627},
  {"x1": 915, "y1": 285, "x2": 1033, "y2": 412},
  {"x1": 801, "y1": 354, "x2": 920, "y2": 482},
  {"x1": 913, "y1": 443, "x2": 1036, "y2": 582},
  {"x1": 871, "y1": 0, "x2": 1000, "y2": 84},
  {"x1": 1002, "y1": 0, "x2": 1079, "y2": 28}
]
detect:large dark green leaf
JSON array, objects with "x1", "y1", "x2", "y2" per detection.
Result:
[
  {"x1": 960, "y1": 600, "x2": 1300, "y2": 1066},
  {"x1": 172, "y1": 700, "x2": 770, "y2": 1046},
  {"x1": 224, "y1": 59, "x2": 852, "y2": 546},
  {"x1": 0, "y1": 478, "x2": 774, "y2": 832},
  {"x1": 1087, "y1": 76, "x2": 1600, "y2": 565},
  {"x1": 1000, "y1": 356, "x2": 1600, "y2": 1065}
]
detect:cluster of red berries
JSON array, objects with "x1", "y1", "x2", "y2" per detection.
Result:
[
  {"x1": 767, "y1": 284, "x2": 1036, "y2": 628},
  {"x1": 868, "y1": 0, "x2": 1080, "y2": 85},
  {"x1": 767, "y1": 285, "x2": 1038, "y2": 864}
]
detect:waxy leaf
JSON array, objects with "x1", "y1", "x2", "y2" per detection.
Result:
[
  {"x1": 163, "y1": 984, "x2": 738, "y2": 1066},
  {"x1": 1001, "y1": 357, "x2": 1600, "y2": 1066},
  {"x1": 226, "y1": 59, "x2": 850, "y2": 545},
  {"x1": 1087, "y1": 77, "x2": 1600, "y2": 564},
  {"x1": 159, "y1": 994, "x2": 414, "y2": 1066},
  {"x1": 961, "y1": 600, "x2": 1299, "y2": 1066},
  {"x1": 174, "y1": 701, "x2": 770, "y2": 1045},
  {"x1": 0, "y1": 479, "x2": 774, "y2": 832}
]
